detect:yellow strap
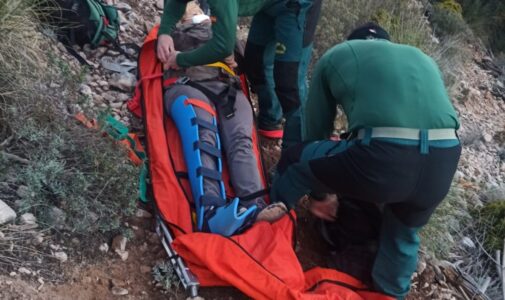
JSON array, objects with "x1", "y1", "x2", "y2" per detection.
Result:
[{"x1": 205, "y1": 62, "x2": 236, "y2": 77}]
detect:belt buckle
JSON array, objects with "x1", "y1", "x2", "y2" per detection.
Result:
[{"x1": 176, "y1": 76, "x2": 190, "y2": 85}]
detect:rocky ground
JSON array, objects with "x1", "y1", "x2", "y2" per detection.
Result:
[{"x1": 0, "y1": 0, "x2": 504, "y2": 299}]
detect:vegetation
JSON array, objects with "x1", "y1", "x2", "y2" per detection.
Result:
[
  {"x1": 457, "y1": 0, "x2": 505, "y2": 56},
  {"x1": 0, "y1": 0, "x2": 138, "y2": 236},
  {"x1": 474, "y1": 200, "x2": 505, "y2": 252}
]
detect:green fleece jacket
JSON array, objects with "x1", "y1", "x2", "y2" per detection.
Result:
[
  {"x1": 304, "y1": 39, "x2": 460, "y2": 141},
  {"x1": 159, "y1": 0, "x2": 269, "y2": 67}
]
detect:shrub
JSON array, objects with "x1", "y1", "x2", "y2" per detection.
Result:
[
  {"x1": 473, "y1": 200, "x2": 505, "y2": 251},
  {"x1": 437, "y1": 0, "x2": 463, "y2": 14},
  {"x1": 429, "y1": 1, "x2": 470, "y2": 37}
]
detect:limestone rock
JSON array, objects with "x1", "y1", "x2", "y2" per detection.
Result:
[
  {"x1": 109, "y1": 72, "x2": 136, "y2": 92},
  {"x1": 20, "y1": 213, "x2": 37, "y2": 225},
  {"x1": 53, "y1": 251, "x2": 68, "y2": 263},
  {"x1": 0, "y1": 200, "x2": 16, "y2": 225}
]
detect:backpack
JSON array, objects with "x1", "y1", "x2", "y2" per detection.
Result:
[{"x1": 54, "y1": 0, "x2": 120, "y2": 48}]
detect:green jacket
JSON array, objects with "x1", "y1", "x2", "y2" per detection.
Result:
[
  {"x1": 304, "y1": 39, "x2": 460, "y2": 141},
  {"x1": 159, "y1": 0, "x2": 269, "y2": 67}
]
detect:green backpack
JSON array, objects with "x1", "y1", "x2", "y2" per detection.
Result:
[{"x1": 55, "y1": 0, "x2": 120, "y2": 48}]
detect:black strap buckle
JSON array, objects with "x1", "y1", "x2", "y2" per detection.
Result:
[{"x1": 176, "y1": 76, "x2": 190, "y2": 85}]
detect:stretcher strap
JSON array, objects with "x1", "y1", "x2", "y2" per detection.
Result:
[
  {"x1": 194, "y1": 141, "x2": 222, "y2": 158},
  {"x1": 191, "y1": 118, "x2": 218, "y2": 132},
  {"x1": 197, "y1": 167, "x2": 222, "y2": 181},
  {"x1": 200, "y1": 195, "x2": 226, "y2": 207}
]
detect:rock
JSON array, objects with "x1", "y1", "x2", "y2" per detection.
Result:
[
  {"x1": 135, "y1": 208, "x2": 152, "y2": 219},
  {"x1": 0, "y1": 200, "x2": 17, "y2": 225},
  {"x1": 155, "y1": 0, "x2": 164, "y2": 10},
  {"x1": 20, "y1": 213, "x2": 37, "y2": 225},
  {"x1": 33, "y1": 233, "x2": 44, "y2": 245},
  {"x1": 94, "y1": 94, "x2": 104, "y2": 103},
  {"x1": 82, "y1": 44, "x2": 92, "y2": 55},
  {"x1": 482, "y1": 133, "x2": 493, "y2": 143},
  {"x1": 144, "y1": 21, "x2": 154, "y2": 33},
  {"x1": 108, "y1": 49, "x2": 120, "y2": 56},
  {"x1": 0, "y1": 231, "x2": 4, "y2": 239},
  {"x1": 417, "y1": 259, "x2": 427, "y2": 275},
  {"x1": 110, "y1": 102, "x2": 123, "y2": 109},
  {"x1": 112, "y1": 235, "x2": 127, "y2": 252},
  {"x1": 98, "y1": 80, "x2": 109, "y2": 87},
  {"x1": 109, "y1": 72, "x2": 136, "y2": 92},
  {"x1": 18, "y1": 267, "x2": 31, "y2": 275},
  {"x1": 16, "y1": 185, "x2": 30, "y2": 198},
  {"x1": 111, "y1": 287, "x2": 129, "y2": 296},
  {"x1": 53, "y1": 251, "x2": 68, "y2": 263},
  {"x1": 117, "y1": 93, "x2": 130, "y2": 102},
  {"x1": 9, "y1": 272, "x2": 16, "y2": 277},
  {"x1": 115, "y1": 2, "x2": 131, "y2": 12},
  {"x1": 116, "y1": 250, "x2": 129, "y2": 261},
  {"x1": 461, "y1": 236, "x2": 476, "y2": 249},
  {"x1": 79, "y1": 84, "x2": 93, "y2": 96},
  {"x1": 103, "y1": 91, "x2": 116, "y2": 103},
  {"x1": 50, "y1": 244, "x2": 61, "y2": 251},
  {"x1": 47, "y1": 207, "x2": 66, "y2": 229},
  {"x1": 99, "y1": 243, "x2": 109, "y2": 253},
  {"x1": 95, "y1": 46, "x2": 109, "y2": 58},
  {"x1": 117, "y1": 11, "x2": 128, "y2": 26}
]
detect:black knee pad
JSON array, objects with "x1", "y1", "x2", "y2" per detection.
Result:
[{"x1": 273, "y1": 61, "x2": 300, "y2": 113}]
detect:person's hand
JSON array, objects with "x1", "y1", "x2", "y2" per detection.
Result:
[
  {"x1": 223, "y1": 55, "x2": 237, "y2": 69},
  {"x1": 157, "y1": 34, "x2": 175, "y2": 64},
  {"x1": 308, "y1": 194, "x2": 339, "y2": 222},
  {"x1": 163, "y1": 50, "x2": 180, "y2": 70}
]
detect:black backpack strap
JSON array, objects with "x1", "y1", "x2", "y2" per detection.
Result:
[
  {"x1": 239, "y1": 188, "x2": 270, "y2": 202},
  {"x1": 58, "y1": 33, "x2": 92, "y2": 67},
  {"x1": 184, "y1": 79, "x2": 238, "y2": 119},
  {"x1": 101, "y1": 30, "x2": 139, "y2": 61}
]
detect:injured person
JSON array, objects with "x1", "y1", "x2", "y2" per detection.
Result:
[{"x1": 163, "y1": 2, "x2": 281, "y2": 236}]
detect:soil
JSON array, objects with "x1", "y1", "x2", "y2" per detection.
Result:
[{"x1": 0, "y1": 203, "x2": 438, "y2": 300}]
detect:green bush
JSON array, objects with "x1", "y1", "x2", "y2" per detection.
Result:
[
  {"x1": 473, "y1": 200, "x2": 505, "y2": 251},
  {"x1": 437, "y1": 0, "x2": 463, "y2": 14},
  {"x1": 314, "y1": 0, "x2": 442, "y2": 61},
  {"x1": 429, "y1": 1, "x2": 470, "y2": 37}
]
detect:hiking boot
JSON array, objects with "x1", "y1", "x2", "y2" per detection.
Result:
[
  {"x1": 258, "y1": 123, "x2": 284, "y2": 139},
  {"x1": 256, "y1": 202, "x2": 288, "y2": 223}
]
